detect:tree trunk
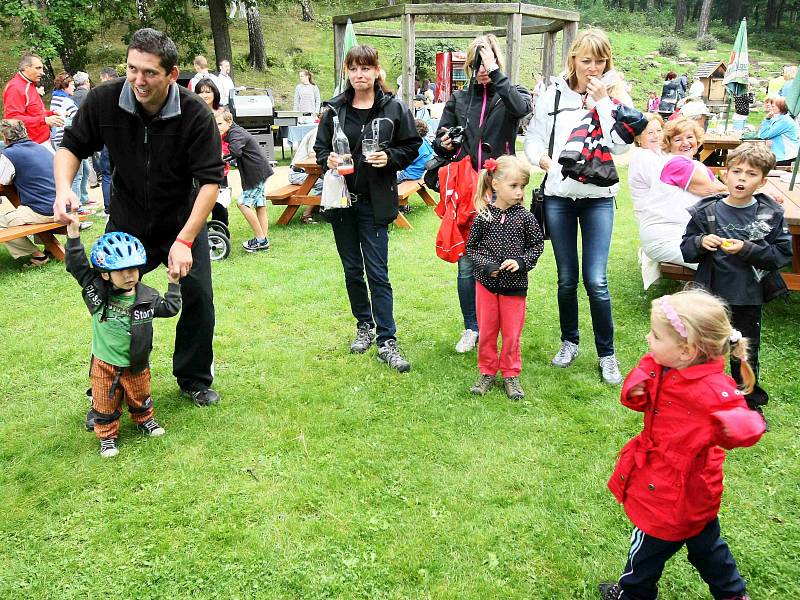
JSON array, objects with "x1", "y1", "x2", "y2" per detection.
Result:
[
  {"x1": 725, "y1": 0, "x2": 743, "y2": 25},
  {"x1": 675, "y1": 0, "x2": 688, "y2": 32},
  {"x1": 207, "y1": 0, "x2": 233, "y2": 65},
  {"x1": 299, "y1": 0, "x2": 314, "y2": 21},
  {"x1": 246, "y1": 4, "x2": 266, "y2": 71},
  {"x1": 697, "y1": 0, "x2": 713, "y2": 38},
  {"x1": 766, "y1": 0, "x2": 779, "y2": 28}
]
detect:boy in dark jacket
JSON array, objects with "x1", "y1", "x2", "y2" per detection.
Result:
[
  {"x1": 65, "y1": 216, "x2": 181, "y2": 458},
  {"x1": 681, "y1": 143, "x2": 792, "y2": 417},
  {"x1": 216, "y1": 110, "x2": 274, "y2": 252}
]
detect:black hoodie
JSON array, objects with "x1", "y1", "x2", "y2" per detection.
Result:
[{"x1": 314, "y1": 83, "x2": 421, "y2": 227}]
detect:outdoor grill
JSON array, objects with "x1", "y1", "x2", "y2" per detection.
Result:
[{"x1": 229, "y1": 87, "x2": 276, "y2": 163}]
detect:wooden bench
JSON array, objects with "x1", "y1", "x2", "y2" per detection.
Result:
[
  {"x1": 394, "y1": 179, "x2": 436, "y2": 229},
  {"x1": 659, "y1": 262, "x2": 695, "y2": 282}
]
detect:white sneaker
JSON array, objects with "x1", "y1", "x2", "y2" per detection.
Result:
[
  {"x1": 552, "y1": 340, "x2": 579, "y2": 368},
  {"x1": 599, "y1": 355, "x2": 623, "y2": 385},
  {"x1": 455, "y1": 329, "x2": 479, "y2": 353}
]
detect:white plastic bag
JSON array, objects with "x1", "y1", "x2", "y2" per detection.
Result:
[
  {"x1": 320, "y1": 170, "x2": 351, "y2": 210},
  {"x1": 216, "y1": 186, "x2": 232, "y2": 208}
]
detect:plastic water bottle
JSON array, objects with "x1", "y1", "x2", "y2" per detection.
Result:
[
  {"x1": 708, "y1": 114, "x2": 718, "y2": 134},
  {"x1": 332, "y1": 115, "x2": 354, "y2": 175}
]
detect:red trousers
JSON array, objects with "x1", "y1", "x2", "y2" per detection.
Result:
[{"x1": 475, "y1": 282, "x2": 526, "y2": 378}]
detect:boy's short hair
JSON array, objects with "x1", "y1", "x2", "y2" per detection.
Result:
[
  {"x1": 726, "y1": 143, "x2": 776, "y2": 175},
  {"x1": 414, "y1": 118, "x2": 428, "y2": 137},
  {"x1": 220, "y1": 109, "x2": 234, "y2": 124}
]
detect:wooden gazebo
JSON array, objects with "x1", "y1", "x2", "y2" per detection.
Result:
[{"x1": 332, "y1": 3, "x2": 581, "y2": 107}]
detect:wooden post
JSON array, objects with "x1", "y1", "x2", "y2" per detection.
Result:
[
  {"x1": 334, "y1": 22, "x2": 346, "y2": 93},
  {"x1": 561, "y1": 21, "x2": 578, "y2": 72},
  {"x1": 505, "y1": 12, "x2": 522, "y2": 84},
  {"x1": 401, "y1": 12, "x2": 416, "y2": 107},
  {"x1": 542, "y1": 30, "x2": 558, "y2": 81}
]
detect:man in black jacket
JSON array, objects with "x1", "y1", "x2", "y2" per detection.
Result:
[{"x1": 54, "y1": 28, "x2": 225, "y2": 408}]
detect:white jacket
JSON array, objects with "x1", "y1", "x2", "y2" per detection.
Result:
[{"x1": 524, "y1": 76, "x2": 632, "y2": 199}]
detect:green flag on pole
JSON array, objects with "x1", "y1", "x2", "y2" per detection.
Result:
[
  {"x1": 722, "y1": 18, "x2": 749, "y2": 129},
  {"x1": 334, "y1": 19, "x2": 358, "y2": 96}
]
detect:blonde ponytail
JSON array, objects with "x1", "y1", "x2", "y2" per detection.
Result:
[
  {"x1": 730, "y1": 337, "x2": 755, "y2": 395},
  {"x1": 473, "y1": 169, "x2": 494, "y2": 219}
]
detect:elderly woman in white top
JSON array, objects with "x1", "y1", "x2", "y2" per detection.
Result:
[{"x1": 629, "y1": 116, "x2": 726, "y2": 288}]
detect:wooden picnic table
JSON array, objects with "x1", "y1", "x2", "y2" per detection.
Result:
[
  {"x1": 0, "y1": 183, "x2": 76, "y2": 261},
  {"x1": 699, "y1": 133, "x2": 768, "y2": 166},
  {"x1": 762, "y1": 175, "x2": 800, "y2": 291}
]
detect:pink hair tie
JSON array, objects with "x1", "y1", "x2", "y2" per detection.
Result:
[{"x1": 659, "y1": 296, "x2": 688, "y2": 338}]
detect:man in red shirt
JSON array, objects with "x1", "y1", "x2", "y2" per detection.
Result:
[{"x1": 3, "y1": 53, "x2": 64, "y2": 146}]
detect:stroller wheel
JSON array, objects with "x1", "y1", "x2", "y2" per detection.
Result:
[
  {"x1": 207, "y1": 220, "x2": 231, "y2": 239},
  {"x1": 208, "y1": 231, "x2": 231, "y2": 261}
]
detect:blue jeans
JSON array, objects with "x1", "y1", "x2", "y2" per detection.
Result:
[
  {"x1": 99, "y1": 147, "x2": 112, "y2": 212},
  {"x1": 457, "y1": 255, "x2": 478, "y2": 331},
  {"x1": 330, "y1": 200, "x2": 397, "y2": 345},
  {"x1": 71, "y1": 159, "x2": 91, "y2": 204},
  {"x1": 545, "y1": 195, "x2": 615, "y2": 357}
]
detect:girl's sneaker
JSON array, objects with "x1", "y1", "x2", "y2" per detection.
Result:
[
  {"x1": 137, "y1": 418, "x2": 166, "y2": 437},
  {"x1": 503, "y1": 376, "x2": 525, "y2": 400},
  {"x1": 597, "y1": 583, "x2": 621, "y2": 600},
  {"x1": 470, "y1": 374, "x2": 495, "y2": 395},
  {"x1": 99, "y1": 438, "x2": 119, "y2": 458}
]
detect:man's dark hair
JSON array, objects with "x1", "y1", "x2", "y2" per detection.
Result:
[
  {"x1": 100, "y1": 66, "x2": 118, "y2": 80},
  {"x1": 18, "y1": 53, "x2": 40, "y2": 72},
  {"x1": 127, "y1": 28, "x2": 178, "y2": 74}
]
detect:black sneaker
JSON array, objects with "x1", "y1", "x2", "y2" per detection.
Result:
[
  {"x1": 99, "y1": 438, "x2": 119, "y2": 458},
  {"x1": 136, "y1": 417, "x2": 166, "y2": 437},
  {"x1": 377, "y1": 340, "x2": 411, "y2": 373},
  {"x1": 350, "y1": 322, "x2": 375, "y2": 354},
  {"x1": 182, "y1": 387, "x2": 221, "y2": 407},
  {"x1": 242, "y1": 237, "x2": 269, "y2": 252},
  {"x1": 598, "y1": 582, "x2": 622, "y2": 600}
]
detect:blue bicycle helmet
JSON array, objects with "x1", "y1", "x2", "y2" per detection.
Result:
[{"x1": 90, "y1": 232, "x2": 147, "y2": 271}]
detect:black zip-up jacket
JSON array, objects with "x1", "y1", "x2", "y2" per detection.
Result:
[
  {"x1": 466, "y1": 203, "x2": 544, "y2": 296},
  {"x1": 680, "y1": 192, "x2": 792, "y2": 303},
  {"x1": 314, "y1": 84, "x2": 421, "y2": 226},
  {"x1": 433, "y1": 69, "x2": 532, "y2": 172},
  {"x1": 65, "y1": 237, "x2": 182, "y2": 373},
  {"x1": 61, "y1": 78, "x2": 224, "y2": 241}
]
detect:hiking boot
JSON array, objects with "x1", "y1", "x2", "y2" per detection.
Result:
[
  {"x1": 598, "y1": 583, "x2": 622, "y2": 600},
  {"x1": 182, "y1": 387, "x2": 221, "y2": 407},
  {"x1": 350, "y1": 322, "x2": 375, "y2": 354},
  {"x1": 242, "y1": 237, "x2": 269, "y2": 252},
  {"x1": 503, "y1": 376, "x2": 525, "y2": 400},
  {"x1": 552, "y1": 340, "x2": 579, "y2": 368},
  {"x1": 599, "y1": 355, "x2": 623, "y2": 385},
  {"x1": 470, "y1": 374, "x2": 495, "y2": 395},
  {"x1": 455, "y1": 329, "x2": 479, "y2": 353},
  {"x1": 377, "y1": 339, "x2": 411, "y2": 373},
  {"x1": 136, "y1": 418, "x2": 166, "y2": 437},
  {"x1": 99, "y1": 438, "x2": 119, "y2": 458}
]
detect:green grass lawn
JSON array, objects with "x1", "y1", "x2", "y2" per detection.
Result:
[{"x1": 0, "y1": 166, "x2": 798, "y2": 598}]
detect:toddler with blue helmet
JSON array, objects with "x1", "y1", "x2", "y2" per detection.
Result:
[{"x1": 65, "y1": 217, "x2": 182, "y2": 458}]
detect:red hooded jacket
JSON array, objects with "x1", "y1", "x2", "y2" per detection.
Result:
[
  {"x1": 608, "y1": 354, "x2": 765, "y2": 541},
  {"x1": 3, "y1": 72, "x2": 54, "y2": 144}
]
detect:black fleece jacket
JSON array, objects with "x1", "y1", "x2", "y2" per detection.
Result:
[
  {"x1": 314, "y1": 84, "x2": 421, "y2": 226},
  {"x1": 61, "y1": 79, "x2": 224, "y2": 242},
  {"x1": 65, "y1": 237, "x2": 181, "y2": 373},
  {"x1": 434, "y1": 69, "x2": 532, "y2": 172}
]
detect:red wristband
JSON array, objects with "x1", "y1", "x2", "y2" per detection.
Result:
[{"x1": 176, "y1": 237, "x2": 193, "y2": 249}]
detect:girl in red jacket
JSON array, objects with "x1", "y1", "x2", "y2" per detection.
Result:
[{"x1": 599, "y1": 290, "x2": 765, "y2": 600}]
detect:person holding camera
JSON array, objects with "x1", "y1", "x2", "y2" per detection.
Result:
[
  {"x1": 433, "y1": 34, "x2": 532, "y2": 354},
  {"x1": 524, "y1": 28, "x2": 633, "y2": 385}
]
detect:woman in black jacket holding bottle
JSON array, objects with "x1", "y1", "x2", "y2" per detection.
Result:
[{"x1": 314, "y1": 44, "x2": 421, "y2": 372}]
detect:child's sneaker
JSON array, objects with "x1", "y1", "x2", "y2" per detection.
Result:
[
  {"x1": 470, "y1": 374, "x2": 495, "y2": 395},
  {"x1": 136, "y1": 418, "x2": 166, "y2": 437},
  {"x1": 597, "y1": 583, "x2": 622, "y2": 600},
  {"x1": 242, "y1": 237, "x2": 269, "y2": 252},
  {"x1": 503, "y1": 376, "x2": 525, "y2": 400},
  {"x1": 377, "y1": 339, "x2": 411, "y2": 373},
  {"x1": 99, "y1": 438, "x2": 119, "y2": 458}
]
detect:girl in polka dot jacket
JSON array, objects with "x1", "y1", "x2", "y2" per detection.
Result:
[
  {"x1": 466, "y1": 155, "x2": 544, "y2": 400},
  {"x1": 599, "y1": 289, "x2": 765, "y2": 600}
]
